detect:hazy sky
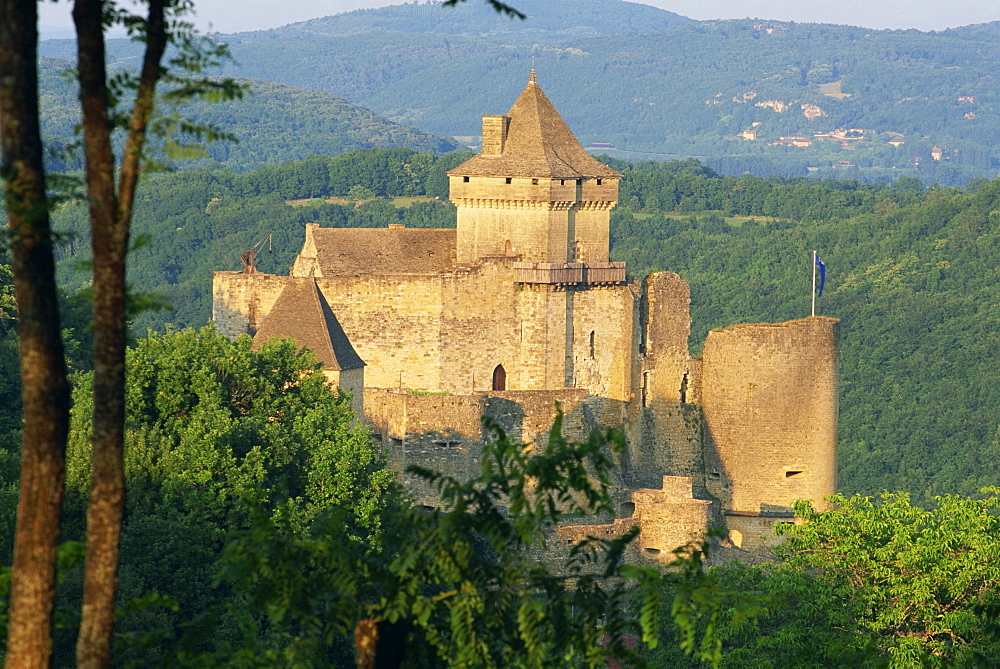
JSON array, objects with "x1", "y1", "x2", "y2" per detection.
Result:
[{"x1": 39, "y1": 0, "x2": 999, "y2": 36}]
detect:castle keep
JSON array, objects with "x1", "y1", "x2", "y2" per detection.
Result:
[{"x1": 213, "y1": 73, "x2": 839, "y2": 562}]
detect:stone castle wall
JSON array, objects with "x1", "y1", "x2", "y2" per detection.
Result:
[
  {"x1": 316, "y1": 272, "x2": 446, "y2": 391},
  {"x1": 213, "y1": 271, "x2": 287, "y2": 338},
  {"x1": 700, "y1": 317, "x2": 839, "y2": 514},
  {"x1": 556, "y1": 475, "x2": 711, "y2": 566},
  {"x1": 368, "y1": 387, "x2": 607, "y2": 507},
  {"x1": 622, "y1": 272, "x2": 704, "y2": 490}
]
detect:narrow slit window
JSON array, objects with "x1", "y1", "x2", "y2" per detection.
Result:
[
  {"x1": 589, "y1": 331, "x2": 595, "y2": 358},
  {"x1": 785, "y1": 470, "x2": 805, "y2": 478}
]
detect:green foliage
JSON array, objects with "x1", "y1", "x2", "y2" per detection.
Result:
[
  {"x1": 778, "y1": 492, "x2": 1000, "y2": 666},
  {"x1": 644, "y1": 492, "x2": 1000, "y2": 668},
  {"x1": 34, "y1": 58, "x2": 460, "y2": 174},
  {"x1": 174, "y1": 412, "x2": 658, "y2": 667},
  {"x1": 55, "y1": 327, "x2": 392, "y2": 664},
  {"x1": 66, "y1": 327, "x2": 391, "y2": 533}
]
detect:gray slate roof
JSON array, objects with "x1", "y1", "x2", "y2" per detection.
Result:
[
  {"x1": 448, "y1": 75, "x2": 621, "y2": 180},
  {"x1": 252, "y1": 277, "x2": 365, "y2": 371},
  {"x1": 311, "y1": 227, "x2": 456, "y2": 276}
]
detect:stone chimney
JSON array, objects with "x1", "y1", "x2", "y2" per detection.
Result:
[{"x1": 480, "y1": 115, "x2": 510, "y2": 157}]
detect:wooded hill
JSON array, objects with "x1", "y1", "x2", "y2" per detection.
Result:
[
  {"x1": 39, "y1": 0, "x2": 1000, "y2": 185},
  {"x1": 46, "y1": 150, "x2": 1000, "y2": 506},
  {"x1": 37, "y1": 0, "x2": 1000, "y2": 184},
  {"x1": 35, "y1": 58, "x2": 461, "y2": 173}
]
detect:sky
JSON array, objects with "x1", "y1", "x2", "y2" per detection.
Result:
[{"x1": 38, "y1": 0, "x2": 1000, "y2": 37}]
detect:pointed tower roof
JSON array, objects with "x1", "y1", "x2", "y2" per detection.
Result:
[
  {"x1": 252, "y1": 278, "x2": 365, "y2": 371},
  {"x1": 449, "y1": 72, "x2": 620, "y2": 179}
]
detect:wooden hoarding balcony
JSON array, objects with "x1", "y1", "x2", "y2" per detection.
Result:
[{"x1": 513, "y1": 261, "x2": 626, "y2": 285}]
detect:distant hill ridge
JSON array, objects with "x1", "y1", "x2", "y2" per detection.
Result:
[
  {"x1": 266, "y1": 0, "x2": 693, "y2": 40},
  {"x1": 35, "y1": 59, "x2": 461, "y2": 172},
  {"x1": 37, "y1": 0, "x2": 1000, "y2": 184}
]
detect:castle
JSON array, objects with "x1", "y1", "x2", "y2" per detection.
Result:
[{"x1": 212, "y1": 73, "x2": 838, "y2": 563}]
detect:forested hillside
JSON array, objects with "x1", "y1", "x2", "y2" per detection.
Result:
[
  {"x1": 35, "y1": 58, "x2": 461, "y2": 173},
  {"x1": 106, "y1": 1, "x2": 1000, "y2": 184},
  {"x1": 47, "y1": 151, "x2": 1000, "y2": 505},
  {"x1": 38, "y1": 1, "x2": 1000, "y2": 184}
]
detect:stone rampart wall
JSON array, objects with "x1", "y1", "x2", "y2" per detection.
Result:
[
  {"x1": 716, "y1": 513, "x2": 798, "y2": 566},
  {"x1": 556, "y1": 475, "x2": 710, "y2": 566},
  {"x1": 304, "y1": 258, "x2": 636, "y2": 400}
]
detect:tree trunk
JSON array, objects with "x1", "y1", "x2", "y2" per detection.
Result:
[
  {"x1": 73, "y1": 1, "x2": 167, "y2": 666},
  {"x1": 0, "y1": 1, "x2": 71, "y2": 666}
]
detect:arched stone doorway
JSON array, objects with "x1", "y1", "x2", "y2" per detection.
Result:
[{"x1": 492, "y1": 364, "x2": 506, "y2": 391}]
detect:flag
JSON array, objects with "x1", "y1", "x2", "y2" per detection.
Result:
[{"x1": 815, "y1": 255, "x2": 826, "y2": 297}]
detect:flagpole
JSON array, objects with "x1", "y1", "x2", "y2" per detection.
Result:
[{"x1": 811, "y1": 250, "x2": 816, "y2": 317}]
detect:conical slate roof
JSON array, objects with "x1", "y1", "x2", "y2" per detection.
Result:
[
  {"x1": 252, "y1": 278, "x2": 364, "y2": 371},
  {"x1": 448, "y1": 73, "x2": 621, "y2": 180}
]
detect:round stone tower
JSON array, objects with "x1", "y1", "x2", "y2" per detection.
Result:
[{"x1": 699, "y1": 316, "x2": 838, "y2": 515}]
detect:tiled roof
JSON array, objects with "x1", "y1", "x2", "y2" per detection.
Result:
[
  {"x1": 312, "y1": 228, "x2": 456, "y2": 276},
  {"x1": 252, "y1": 277, "x2": 365, "y2": 371},
  {"x1": 448, "y1": 75, "x2": 621, "y2": 179}
]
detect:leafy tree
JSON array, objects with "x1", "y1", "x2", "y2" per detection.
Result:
[
  {"x1": 171, "y1": 413, "x2": 665, "y2": 667},
  {"x1": 779, "y1": 492, "x2": 1000, "y2": 666},
  {"x1": 347, "y1": 184, "x2": 376, "y2": 201},
  {"x1": 59, "y1": 327, "x2": 392, "y2": 664}
]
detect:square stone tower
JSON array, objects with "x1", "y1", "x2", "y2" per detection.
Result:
[{"x1": 447, "y1": 71, "x2": 621, "y2": 264}]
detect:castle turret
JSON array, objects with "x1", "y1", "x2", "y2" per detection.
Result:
[{"x1": 447, "y1": 72, "x2": 621, "y2": 264}]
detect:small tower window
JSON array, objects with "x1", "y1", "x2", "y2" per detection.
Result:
[
  {"x1": 597, "y1": 178, "x2": 603, "y2": 185},
  {"x1": 504, "y1": 239, "x2": 512, "y2": 255},
  {"x1": 463, "y1": 176, "x2": 470, "y2": 182},
  {"x1": 492, "y1": 364, "x2": 506, "y2": 391},
  {"x1": 560, "y1": 179, "x2": 565, "y2": 185},
  {"x1": 505, "y1": 177, "x2": 512, "y2": 184},
  {"x1": 531, "y1": 178, "x2": 539, "y2": 185}
]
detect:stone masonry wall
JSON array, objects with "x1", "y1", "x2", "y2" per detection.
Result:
[
  {"x1": 623, "y1": 272, "x2": 702, "y2": 489},
  {"x1": 212, "y1": 271, "x2": 287, "y2": 338},
  {"x1": 556, "y1": 475, "x2": 710, "y2": 566},
  {"x1": 315, "y1": 274, "x2": 446, "y2": 391},
  {"x1": 451, "y1": 175, "x2": 617, "y2": 264},
  {"x1": 306, "y1": 257, "x2": 636, "y2": 400},
  {"x1": 700, "y1": 317, "x2": 839, "y2": 514}
]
